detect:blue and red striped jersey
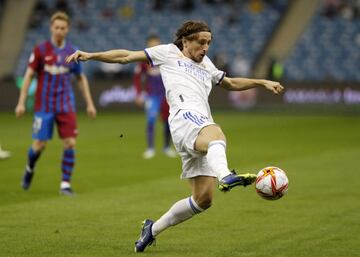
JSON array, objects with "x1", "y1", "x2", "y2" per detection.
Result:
[{"x1": 28, "y1": 40, "x2": 82, "y2": 113}]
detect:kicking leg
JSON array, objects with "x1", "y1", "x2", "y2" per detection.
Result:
[
  {"x1": 195, "y1": 125, "x2": 256, "y2": 192},
  {"x1": 135, "y1": 176, "x2": 216, "y2": 252}
]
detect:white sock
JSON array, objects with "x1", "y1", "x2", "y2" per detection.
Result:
[
  {"x1": 207, "y1": 140, "x2": 231, "y2": 181},
  {"x1": 151, "y1": 196, "x2": 204, "y2": 237}
]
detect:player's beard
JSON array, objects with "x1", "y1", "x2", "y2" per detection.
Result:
[{"x1": 195, "y1": 54, "x2": 205, "y2": 63}]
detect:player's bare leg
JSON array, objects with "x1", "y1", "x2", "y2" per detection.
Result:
[
  {"x1": 135, "y1": 176, "x2": 215, "y2": 252},
  {"x1": 195, "y1": 125, "x2": 256, "y2": 192},
  {"x1": 189, "y1": 176, "x2": 216, "y2": 209}
]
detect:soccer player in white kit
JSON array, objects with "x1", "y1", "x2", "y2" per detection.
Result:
[{"x1": 66, "y1": 20, "x2": 284, "y2": 252}]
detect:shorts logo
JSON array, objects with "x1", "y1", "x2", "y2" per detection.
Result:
[{"x1": 183, "y1": 111, "x2": 206, "y2": 126}]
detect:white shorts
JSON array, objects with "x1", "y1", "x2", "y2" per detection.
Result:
[{"x1": 169, "y1": 109, "x2": 217, "y2": 179}]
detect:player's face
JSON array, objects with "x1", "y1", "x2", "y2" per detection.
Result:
[
  {"x1": 50, "y1": 19, "x2": 69, "y2": 43},
  {"x1": 183, "y1": 31, "x2": 212, "y2": 63}
]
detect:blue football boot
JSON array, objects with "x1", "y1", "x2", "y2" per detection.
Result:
[
  {"x1": 59, "y1": 187, "x2": 75, "y2": 196},
  {"x1": 219, "y1": 170, "x2": 257, "y2": 192},
  {"x1": 22, "y1": 166, "x2": 34, "y2": 190},
  {"x1": 134, "y1": 219, "x2": 156, "y2": 252}
]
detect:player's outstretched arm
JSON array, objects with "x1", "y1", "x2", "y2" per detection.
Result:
[
  {"x1": 76, "y1": 74, "x2": 97, "y2": 118},
  {"x1": 66, "y1": 49, "x2": 148, "y2": 64},
  {"x1": 15, "y1": 67, "x2": 35, "y2": 118},
  {"x1": 220, "y1": 76, "x2": 284, "y2": 94}
]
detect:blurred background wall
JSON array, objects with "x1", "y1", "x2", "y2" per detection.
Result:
[{"x1": 0, "y1": 0, "x2": 359, "y2": 112}]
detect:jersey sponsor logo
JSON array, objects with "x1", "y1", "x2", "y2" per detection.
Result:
[
  {"x1": 44, "y1": 64, "x2": 69, "y2": 75},
  {"x1": 45, "y1": 56, "x2": 53, "y2": 61},
  {"x1": 177, "y1": 60, "x2": 210, "y2": 82}
]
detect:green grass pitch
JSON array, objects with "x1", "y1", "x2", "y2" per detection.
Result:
[{"x1": 0, "y1": 111, "x2": 359, "y2": 257}]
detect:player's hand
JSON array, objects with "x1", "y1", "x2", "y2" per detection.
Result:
[
  {"x1": 87, "y1": 104, "x2": 97, "y2": 118},
  {"x1": 66, "y1": 50, "x2": 91, "y2": 64},
  {"x1": 135, "y1": 95, "x2": 144, "y2": 107},
  {"x1": 263, "y1": 80, "x2": 284, "y2": 94},
  {"x1": 15, "y1": 103, "x2": 26, "y2": 118}
]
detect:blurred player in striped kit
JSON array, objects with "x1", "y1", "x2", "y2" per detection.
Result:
[
  {"x1": 133, "y1": 35, "x2": 176, "y2": 159},
  {"x1": 15, "y1": 12, "x2": 96, "y2": 195}
]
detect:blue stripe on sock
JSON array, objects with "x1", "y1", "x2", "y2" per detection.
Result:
[
  {"x1": 28, "y1": 147, "x2": 41, "y2": 169},
  {"x1": 188, "y1": 197, "x2": 201, "y2": 214},
  {"x1": 64, "y1": 149, "x2": 75, "y2": 155},
  {"x1": 62, "y1": 149, "x2": 75, "y2": 182},
  {"x1": 63, "y1": 157, "x2": 74, "y2": 163},
  {"x1": 62, "y1": 165, "x2": 73, "y2": 172}
]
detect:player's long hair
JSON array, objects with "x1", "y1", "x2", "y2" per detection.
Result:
[{"x1": 174, "y1": 20, "x2": 211, "y2": 50}]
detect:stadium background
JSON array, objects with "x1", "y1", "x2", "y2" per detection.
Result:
[
  {"x1": 0, "y1": 0, "x2": 359, "y2": 111},
  {"x1": 0, "y1": 1, "x2": 359, "y2": 257}
]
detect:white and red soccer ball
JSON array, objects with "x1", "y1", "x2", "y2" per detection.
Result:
[{"x1": 255, "y1": 166, "x2": 289, "y2": 200}]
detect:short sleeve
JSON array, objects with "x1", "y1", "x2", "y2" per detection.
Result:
[
  {"x1": 144, "y1": 44, "x2": 170, "y2": 66},
  {"x1": 206, "y1": 57, "x2": 226, "y2": 86},
  {"x1": 70, "y1": 61, "x2": 83, "y2": 75},
  {"x1": 69, "y1": 45, "x2": 83, "y2": 75},
  {"x1": 28, "y1": 46, "x2": 42, "y2": 71}
]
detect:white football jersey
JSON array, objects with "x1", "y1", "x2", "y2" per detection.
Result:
[{"x1": 144, "y1": 43, "x2": 225, "y2": 121}]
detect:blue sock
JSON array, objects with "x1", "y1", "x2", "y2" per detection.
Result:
[
  {"x1": 146, "y1": 121, "x2": 155, "y2": 149},
  {"x1": 62, "y1": 149, "x2": 75, "y2": 182},
  {"x1": 28, "y1": 147, "x2": 41, "y2": 171}
]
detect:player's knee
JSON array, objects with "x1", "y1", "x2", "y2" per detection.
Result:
[
  {"x1": 63, "y1": 138, "x2": 76, "y2": 149},
  {"x1": 33, "y1": 141, "x2": 47, "y2": 151},
  {"x1": 209, "y1": 126, "x2": 226, "y2": 141},
  {"x1": 194, "y1": 194, "x2": 213, "y2": 210},
  {"x1": 196, "y1": 125, "x2": 226, "y2": 152}
]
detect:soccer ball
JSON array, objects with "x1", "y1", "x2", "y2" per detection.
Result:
[{"x1": 255, "y1": 166, "x2": 289, "y2": 200}]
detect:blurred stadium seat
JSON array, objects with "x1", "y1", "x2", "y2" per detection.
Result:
[
  {"x1": 15, "y1": 0, "x2": 286, "y2": 78},
  {"x1": 284, "y1": 2, "x2": 360, "y2": 82}
]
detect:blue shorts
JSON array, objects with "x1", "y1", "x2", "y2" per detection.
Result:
[
  {"x1": 32, "y1": 112, "x2": 78, "y2": 141},
  {"x1": 145, "y1": 95, "x2": 169, "y2": 122}
]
